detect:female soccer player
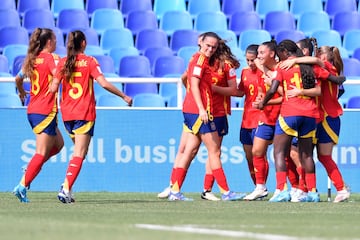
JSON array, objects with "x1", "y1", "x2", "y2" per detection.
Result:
[
  {"x1": 259, "y1": 40, "x2": 321, "y2": 202},
  {"x1": 237, "y1": 44, "x2": 262, "y2": 187},
  {"x1": 281, "y1": 44, "x2": 350, "y2": 202},
  {"x1": 13, "y1": 28, "x2": 64, "y2": 203},
  {"x1": 167, "y1": 32, "x2": 243, "y2": 201},
  {"x1": 50, "y1": 30, "x2": 132, "y2": 203},
  {"x1": 243, "y1": 41, "x2": 282, "y2": 201}
]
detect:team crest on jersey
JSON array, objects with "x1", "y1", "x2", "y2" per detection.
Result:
[{"x1": 229, "y1": 68, "x2": 236, "y2": 77}]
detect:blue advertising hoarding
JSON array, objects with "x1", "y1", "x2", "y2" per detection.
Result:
[{"x1": 0, "y1": 108, "x2": 359, "y2": 194}]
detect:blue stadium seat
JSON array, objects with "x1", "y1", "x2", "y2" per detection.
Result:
[
  {"x1": 144, "y1": 46, "x2": 174, "y2": 71},
  {"x1": 0, "y1": 93, "x2": 23, "y2": 108},
  {"x1": 0, "y1": 82, "x2": 17, "y2": 94},
  {"x1": 324, "y1": 0, "x2": 357, "y2": 19},
  {"x1": 177, "y1": 46, "x2": 198, "y2": 69},
  {"x1": 221, "y1": 0, "x2": 254, "y2": 19},
  {"x1": 22, "y1": 9, "x2": 55, "y2": 34},
  {"x1": 0, "y1": 9, "x2": 20, "y2": 30},
  {"x1": 2, "y1": 44, "x2": 28, "y2": 74},
  {"x1": 124, "y1": 83, "x2": 158, "y2": 98},
  {"x1": 85, "y1": 0, "x2": 118, "y2": 17},
  {"x1": 170, "y1": 29, "x2": 199, "y2": 52},
  {"x1": 100, "y1": 28, "x2": 134, "y2": 55},
  {"x1": 51, "y1": 0, "x2": 85, "y2": 19},
  {"x1": 289, "y1": 0, "x2": 323, "y2": 20},
  {"x1": 215, "y1": 30, "x2": 238, "y2": 49},
  {"x1": 17, "y1": 0, "x2": 50, "y2": 17},
  {"x1": 159, "y1": 82, "x2": 178, "y2": 105},
  {"x1": 125, "y1": 10, "x2": 158, "y2": 36},
  {"x1": 52, "y1": 27, "x2": 65, "y2": 47},
  {"x1": 297, "y1": 11, "x2": 330, "y2": 37},
  {"x1": 90, "y1": 9, "x2": 124, "y2": 36},
  {"x1": 108, "y1": 46, "x2": 139, "y2": 74},
  {"x1": 119, "y1": 55, "x2": 152, "y2": 77},
  {"x1": 352, "y1": 47, "x2": 360, "y2": 61},
  {"x1": 153, "y1": 56, "x2": 185, "y2": 77},
  {"x1": 0, "y1": 26, "x2": 29, "y2": 52},
  {"x1": 275, "y1": 30, "x2": 306, "y2": 43},
  {"x1": 311, "y1": 30, "x2": 342, "y2": 48},
  {"x1": 343, "y1": 58, "x2": 360, "y2": 77},
  {"x1": 56, "y1": 9, "x2": 89, "y2": 35},
  {"x1": 187, "y1": 0, "x2": 221, "y2": 19},
  {"x1": 132, "y1": 93, "x2": 166, "y2": 107},
  {"x1": 263, "y1": 11, "x2": 296, "y2": 37},
  {"x1": 97, "y1": 94, "x2": 130, "y2": 107},
  {"x1": 0, "y1": 55, "x2": 9, "y2": 74},
  {"x1": 68, "y1": 28, "x2": 99, "y2": 46},
  {"x1": 332, "y1": 11, "x2": 360, "y2": 37},
  {"x1": 168, "y1": 94, "x2": 182, "y2": 107},
  {"x1": 135, "y1": 29, "x2": 169, "y2": 54},
  {"x1": 160, "y1": 10, "x2": 193, "y2": 36},
  {"x1": 54, "y1": 45, "x2": 66, "y2": 57},
  {"x1": 84, "y1": 45, "x2": 104, "y2": 56},
  {"x1": 153, "y1": 0, "x2": 187, "y2": 20},
  {"x1": 93, "y1": 55, "x2": 118, "y2": 77},
  {"x1": 12, "y1": 55, "x2": 25, "y2": 76},
  {"x1": 194, "y1": 11, "x2": 228, "y2": 33},
  {"x1": 0, "y1": 0, "x2": 15, "y2": 10},
  {"x1": 239, "y1": 29, "x2": 271, "y2": 52},
  {"x1": 119, "y1": 0, "x2": 152, "y2": 18},
  {"x1": 343, "y1": 30, "x2": 360, "y2": 56},
  {"x1": 229, "y1": 11, "x2": 261, "y2": 37},
  {"x1": 94, "y1": 82, "x2": 122, "y2": 101},
  {"x1": 338, "y1": 84, "x2": 360, "y2": 107},
  {"x1": 346, "y1": 96, "x2": 360, "y2": 108},
  {"x1": 255, "y1": 0, "x2": 289, "y2": 20}
]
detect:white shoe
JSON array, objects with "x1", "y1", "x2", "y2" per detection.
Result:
[
  {"x1": 289, "y1": 188, "x2": 298, "y2": 199},
  {"x1": 244, "y1": 187, "x2": 268, "y2": 201},
  {"x1": 290, "y1": 189, "x2": 308, "y2": 202},
  {"x1": 269, "y1": 189, "x2": 281, "y2": 202},
  {"x1": 157, "y1": 186, "x2": 171, "y2": 199},
  {"x1": 201, "y1": 191, "x2": 220, "y2": 201},
  {"x1": 334, "y1": 188, "x2": 350, "y2": 203}
]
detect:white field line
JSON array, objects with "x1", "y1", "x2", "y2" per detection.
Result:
[{"x1": 135, "y1": 224, "x2": 320, "y2": 240}]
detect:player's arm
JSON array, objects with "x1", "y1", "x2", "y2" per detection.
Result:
[
  {"x1": 96, "y1": 75, "x2": 132, "y2": 106},
  {"x1": 286, "y1": 84, "x2": 321, "y2": 98},
  {"x1": 258, "y1": 79, "x2": 280, "y2": 110},
  {"x1": 279, "y1": 56, "x2": 324, "y2": 70},
  {"x1": 191, "y1": 76, "x2": 208, "y2": 124},
  {"x1": 212, "y1": 79, "x2": 238, "y2": 96},
  {"x1": 15, "y1": 70, "x2": 27, "y2": 104}
]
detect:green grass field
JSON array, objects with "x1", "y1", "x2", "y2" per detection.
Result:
[{"x1": 1, "y1": 192, "x2": 359, "y2": 240}]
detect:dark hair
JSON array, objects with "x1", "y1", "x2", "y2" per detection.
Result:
[
  {"x1": 199, "y1": 32, "x2": 221, "y2": 66},
  {"x1": 22, "y1": 28, "x2": 54, "y2": 77},
  {"x1": 277, "y1": 40, "x2": 316, "y2": 89},
  {"x1": 262, "y1": 40, "x2": 277, "y2": 53},
  {"x1": 61, "y1": 30, "x2": 86, "y2": 81},
  {"x1": 246, "y1": 44, "x2": 259, "y2": 55},
  {"x1": 297, "y1": 38, "x2": 317, "y2": 56},
  {"x1": 215, "y1": 41, "x2": 240, "y2": 69}
]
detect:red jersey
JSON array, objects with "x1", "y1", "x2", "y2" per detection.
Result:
[
  {"x1": 211, "y1": 60, "x2": 237, "y2": 117},
  {"x1": 27, "y1": 52, "x2": 59, "y2": 115},
  {"x1": 317, "y1": 61, "x2": 343, "y2": 120},
  {"x1": 238, "y1": 66, "x2": 262, "y2": 128},
  {"x1": 183, "y1": 52, "x2": 213, "y2": 115},
  {"x1": 56, "y1": 54, "x2": 103, "y2": 121},
  {"x1": 275, "y1": 63, "x2": 319, "y2": 118},
  {"x1": 257, "y1": 67, "x2": 281, "y2": 126}
]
